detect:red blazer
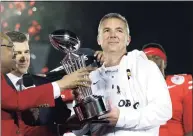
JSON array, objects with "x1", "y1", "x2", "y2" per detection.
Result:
[{"x1": 1, "y1": 75, "x2": 56, "y2": 136}]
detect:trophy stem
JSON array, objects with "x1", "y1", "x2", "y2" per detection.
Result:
[
  {"x1": 80, "y1": 55, "x2": 91, "y2": 96},
  {"x1": 61, "y1": 54, "x2": 94, "y2": 98},
  {"x1": 62, "y1": 63, "x2": 70, "y2": 74}
]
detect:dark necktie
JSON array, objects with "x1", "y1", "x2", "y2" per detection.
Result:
[
  {"x1": 14, "y1": 79, "x2": 23, "y2": 131},
  {"x1": 17, "y1": 78, "x2": 40, "y2": 121},
  {"x1": 16, "y1": 79, "x2": 23, "y2": 92}
]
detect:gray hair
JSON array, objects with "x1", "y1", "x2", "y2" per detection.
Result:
[{"x1": 98, "y1": 13, "x2": 130, "y2": 35}]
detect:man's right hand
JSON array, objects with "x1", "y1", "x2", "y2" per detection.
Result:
[{"x1": 56, "y1": 67, "x2": 96, "y2": 91}]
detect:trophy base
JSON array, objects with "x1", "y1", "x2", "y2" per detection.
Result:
[{"x1": 73, "y1": 95, "x2": 110, "y2": 122}]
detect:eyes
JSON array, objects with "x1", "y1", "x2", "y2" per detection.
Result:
[
  {"x1": 103, "y1": 28, "x2": 124, "y2": 33},
  {"x1": 103, "y1": 29, "x2": 109, "y2": 32},
  {"x1": 14, "y1": 50, "x2": 30, "y2": 56},
  {"x1": 148, "y1": 55, "x2": 162, "y2": 62},
  {"x1": 153, "y1": 56, "x2": 162, "y2": 61}
]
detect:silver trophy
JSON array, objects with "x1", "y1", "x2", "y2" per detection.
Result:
[{"x1": 49, "y1": 29, "x2": 110, "y2": 123}]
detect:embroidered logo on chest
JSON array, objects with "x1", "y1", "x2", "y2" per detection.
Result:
[{"x1": 171, "y1": 75, "x2": 185, "y2": 85}]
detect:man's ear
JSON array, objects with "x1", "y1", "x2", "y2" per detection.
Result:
[
  {"x1": 126, "y1": 35, "x2": 131, "y2": 46},
  {"x1": 164, "y1": 61, "x2": 167, "y2": 69},
  {"x1": 97, "y1": 35, "x2": 101, "y2": 46}
]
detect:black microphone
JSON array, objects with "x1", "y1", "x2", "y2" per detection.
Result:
[
  {"x1": 76, "y1": 48, "x2": 101, "y2": 67},
  {"x1": 48, "y1": 48, "x2": 101, "y2": 73},
  {"x1": 23, "y1": 48, "x2": 101, "y2": 87},
  {"x1": 23, "y1": 73, "x2": 53, "y2": 87},
  {"x1": 23, "y1": 73, "x2": 34, "y2": 87}
]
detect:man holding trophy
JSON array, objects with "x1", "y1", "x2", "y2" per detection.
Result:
[
  {"x1": 65, "y1": 13, "x2": 172, "y2": 136},
  {"x1": 49, "y1": 13, "x2": 172, "y2": 136}
]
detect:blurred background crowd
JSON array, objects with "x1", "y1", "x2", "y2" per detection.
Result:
[{"x1": 1, "y1": 1, "x2": 192, "y2": 75}]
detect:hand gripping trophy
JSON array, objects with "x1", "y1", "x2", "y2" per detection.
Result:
[{"x1": 49, "y1": 29, "x2": 110, "y2": 123}]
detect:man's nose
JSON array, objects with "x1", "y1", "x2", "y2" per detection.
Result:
[
  {"x1": 19, "y1": 55, "x2": 26, "y2": 62},
  {"x1": 109, "y1": 31, "x2": 117, "y2": 38}
]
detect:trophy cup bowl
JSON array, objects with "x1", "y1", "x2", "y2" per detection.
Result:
[
  {"x1": 49, "y1": 29, "x2": 110, "y2": 123},
  {"x1": 49, "y1": 29, "x2": 80, "y2": 53}
]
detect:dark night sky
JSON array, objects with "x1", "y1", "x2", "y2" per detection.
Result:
[{"x1": 28, "y1": 1, "x2": 193, "y2": 75}]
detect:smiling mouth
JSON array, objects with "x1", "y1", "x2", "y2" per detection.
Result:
[
  {"x1": 18, "y1": 64, "x2": 27, "y2": 67},
  {"x1": 108, "y1": 42, "x2": 119, "y2": 44}
]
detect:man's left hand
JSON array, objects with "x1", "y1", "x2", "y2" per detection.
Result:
[
  {"x1": 98, "y1": 106, "x2": 120, "y2": 126},
  {"x1": 94, "y1": 51, "x2": 104, "y2": 64}
]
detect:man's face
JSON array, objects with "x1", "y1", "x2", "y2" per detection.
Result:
[
  {"x1": 1, "y1": 46, "x2": 14, "y2": 73},
  {"x1": 0, "y1": 33, "x2": 15, "y2": 73},
  {"x1": 146, "y1": 54, "x2": 165, "y2": 74},
  {"x1": 13, "y1": 41, "x2": 30, "y2": 74},
  {"x1": 97, "y1": 18, "x2": 131, "y2": 53}
]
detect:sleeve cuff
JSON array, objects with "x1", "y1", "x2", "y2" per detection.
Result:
[
  {"x1": 52, "y1": 82, "x2": 61, "y2": 99},
  {"x1": 115, "y1": 108, "x2": 140, "y2": 128},
  {"x1": 61, "y1": 89, "x2": 74, "y2": 102}
]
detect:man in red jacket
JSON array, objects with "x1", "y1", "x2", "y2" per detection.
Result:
[
  {"x1": 1, "y1": 32, "x2": 94, "y2": 136},
  {"x1": 142, "y1": 43, "x2": 192, "y2": 136}
]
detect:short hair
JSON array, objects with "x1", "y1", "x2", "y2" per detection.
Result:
[
  {"x1": 98, "y1": 13, "x2": 130, "y2": 35},
  {"x1": 142, "y1": 43, "x2": 167, "y2": 56},
  {"x1": 6, "y1": 31, "x2": 28, "y2": 43}
]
